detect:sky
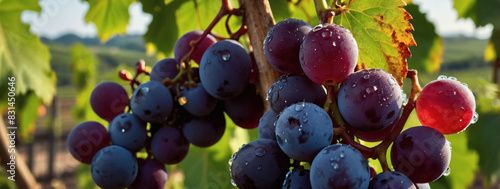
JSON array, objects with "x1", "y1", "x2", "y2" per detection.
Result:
[{"x1": 21, "y1": 0, "x2": 493, "y2": 40}]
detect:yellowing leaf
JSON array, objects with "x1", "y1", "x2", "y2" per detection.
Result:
[
  {"x1": 333, "y1": 0, "x2": 416, "y2": 85},
  {"x1": 0, "y1": 0, "x2": 55, "y2": 104},
  {"x1": 85, "y1": 0, "x2": 135, "y2": 42}
]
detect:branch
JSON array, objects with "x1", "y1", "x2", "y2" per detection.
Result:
[
  {"x1": 238, "y1": 0, "x2": 280, "y2": 110},
  {"x1": 0, "y1": 117, "x2": 40, "y2": 189}
]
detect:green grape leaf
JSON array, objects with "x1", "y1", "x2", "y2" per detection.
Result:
[
  {"x1": 0, "y1": 0, "x2": 55, "y2": 104},
  {"x1": 453, "y1": 0, "x2": 500, "y2": 27},
  {"x1": 333, "y1": 0, "x2": 416, "y2": 85},
  {"x1": 84, "y1": 0, "x2": 135, "y2": 42},
  {"x1": 142, "y1": 0, "x2": 241, "y2": 59},
  {"x1": 175, "y1": 115, "x2": 245, "y2": 189},
  {"x1": 16, "y1": 92, "x2": 42, "y2": 141},
  {"x1": 405, "y1": 4, "x2": 442, "y2": 73}
]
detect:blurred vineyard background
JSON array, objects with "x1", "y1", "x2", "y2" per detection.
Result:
[{"x1": 1, "y1": 0, "x2": 500, "y2": 188}]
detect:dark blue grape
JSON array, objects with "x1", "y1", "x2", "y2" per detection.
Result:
[
  {"x1": 282, "y1": 169, "x2": 312, "y2": 189},
  {"x1": 151, "y1": 126, "x2": 190, "y2": 164},
  {"x1": 230, "y1": 139, "x2": 290, "y2": 189},
  {"x1": 129, "y1": 158, "x2": 168, "y2": 189},
  {"x1": 67, "y1": 121, "x2": 110, "y2": 164},
  {"x1": 391, "y1": 126, "x2": 451, "y2": 183},
  {"x1": 338, "y1": 68, "x2": 402, "y2": 131},
  {"x1": 264, "y1": 18, "x2": 312, "y2": 74},
  {"x1": 178, "y1": 82, "x2": 217, "y2": 116},
  {"x1": 310, "y1": 144, "x2": 370, "y2": 189},
  {"x1": 267, "y1": 74, "x2": 326, "y2": 114},
  {"x1": 275, "y1": 102, "x2": 333, "y2": 162},
  {"x1": 90, "y1": 82, "x2": 129, "y2": 122},
  {"x1": 258, "y1": 110, "x2": 278, "y2": 140},
  {"x1": 108, "y1": 113, "x2": 148, "y2": 153},
  {"x1": 369, "y1": 171, "x2": 416, "y2": 189},
  {"x1": 91, "y1": 145, "x2": 138, "y2": 189},
  {"x1": 150, "y1": 58, "x2": 179, "y2": 82},
  {"x1": 181, "y1": 107, "x2": 226, "y2": 147},
  {"x1": 199, "y1": 40, "x2": 252, "y2": 100},
  {"x1": 224, "y1": 83, "x2": 264, "y2": 129},
  {"x1": 130, "y1": 81, "x2": 173, "y2": 123}
]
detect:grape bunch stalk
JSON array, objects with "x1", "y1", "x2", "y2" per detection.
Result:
[{"x1": 64, "y1": 0, "x2": 479, "y2": 188}]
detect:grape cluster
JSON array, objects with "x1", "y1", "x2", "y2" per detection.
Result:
[
  {"x1": 229, "y1": 18, "x2": 478, "y2": 189},
  {"x1": 67, "y1": 30, "x2": 265, "y2": 188}
]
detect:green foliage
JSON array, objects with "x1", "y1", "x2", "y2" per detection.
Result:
[
  {"x1": 453, "y1": 0, "x2": 500, "y2": 28},
  {"x1": 467, "y1": 80, "x2": 500, "y2": 182},
  {"x1": 405, "y1": 4, "x2": 443, "y2": 73},
  {"x1": 141, "y1": 0, "x2": 240, "y2": 59},
  {"x1": 0, "y1": 0, "x2": 55, "y2": 104},
  {"x1": 269, "y1": 0, "x2": 319, "y2": 24},
  {"x1": 70, "y1": 44, "x2": 105, "y2": 124},
  {"x1": 333, "y1": 0, "x2": 416, "y2": 85},
  {"x1": 84, "y1": 0, "x2": 135, "y2": 42}
]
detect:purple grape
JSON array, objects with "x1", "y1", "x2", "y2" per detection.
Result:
[
  {"x1": 67, "y1": 121, "x2": 110, "y2": 164},
  {"x1": 178, "y1": 82, "x2": 217, "y2": 116},
  {"x1": 264, "y1": 18, "x2": 312, "y2": 74},
  {"x1": 174, "y1": 30, "x2": 217, "y2": 64},
  {"x1": 267, "y1": 74, "x2": 326, "y2": 114},
  {"x1": 275, "y1": 102, "x2": 333, "y2": 162},
  {"x1": 181, "y1": 107, "x2": 226, "y2": 147},
  {"x1": 151, "y1": 126, "x2": 190, "y2": 164},
  {"x1": 130, "y1": 81, "x2": 173, "y2": 123},
  {"x1": 230, "y1": 139, "x2": 290, "y2": 189},
  {"x1": 258, "y1": 110, "x2": 278, "y2": 140},
  {"x1": 299, "y1": 23, "x2": 358, "y2": 85},
  {"x1": 310, "y1": 144, "x2": 370, "y2": 189},
  {"x1": 348, "y1": 118, "x2": 398, "y2": 142},
  {"x1": 129, "y1": 158, "x2": 168, "y2": 189},
  {"x1": 90, "y1": 82, "x2": 129, "y2": 122},
  {"x1": 91, "y1": 145, "x2": 138, "y2": 189},
  {"x1": 369, "y1": 171, "x2": 416, "y2": 189},
  {"x1": 199, "y1": 40, "x2": 252, "y2": 100},
  {"x1": 338, "y1": 69, "x2": 402, "y2": 131},
  {"x1": 108, "y1": 113, "x2": 148, "y2": 153},
  {"x1": 282, "y1": 169, "x2": 312, "y2": 189},
  {"x1": 224, "y1": 83, "x2": 264, "y2": 129},
  {"x1": 150, "y1": 58, "x2": 179, "y2": 82},
  {"x1": 391, "y1": 126, "x2": 451, "y2": 183}
]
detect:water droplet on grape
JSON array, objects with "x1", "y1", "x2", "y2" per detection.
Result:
[
  {"x1": 365, "y1": 86, "x2": 378, "y2": 95},
  {"x1": 119, "y1": 122, "x2": 132, "y2": 133},
  {"x1": 231, "y1": 179, "x2": 237, "y2": 186},
  {"x1": 470, "y1": 112, "x2": 479, "y2": 124},
  {"x1": 462, "y1": 82, "x2": 468, "y2": 87},
  {"x1": 332, "y1": 41, "x2": 337, "y2": 46},
  {"x1": 339, "y1": 153, "x2": 345, "y2": 158},
  {"x1": 284, "y1": 138, "x2": 288, "y2": 143},
  {"x1": 228, "y1": 158, "x2": 233, "y2": 166},
  {"x1": 333, "y1": 163, "x2": 339, "y2": 169},
  {"x1": 437, "y1": 75, "x2": 447, "y2": 80},
  {"x1": 272, "y1": 92, "x2": 279, "y2": 102},
  {"x1": 443, "y1": 167, "x2": 451, "y2": 176},
  {"x1": 321, "y1": 31, "x2": 332, "y2": 38},
  {"x1": 363, "y1": 74, "x2": 370, "y2": 79},
  {"x1": 245, "y1": 161, "x2": 249, "y2": 166},
  {"x1": 257, "y1": 165, "x2": 263, "y2": 171},
  {"x1": 337, "y1": 35, "x2": 341, "y2": 39},
  {"x1": 268, "y1": 35, "x2": 273, "y2": 43},
  {"x1": 352, "y1": 83, "x2": 357, "y2": 88},
  {"x1": 295, "y1": 102, "x2": 305, "y2": 112},
  {"x1": 448, "y1": 76, "x2": 457, "y2": 81},
  {"x1": 221, "y1": 51, "x2": 231, "y2": 61},
  {"x1": 255, "y1": 147, "x2": 266, "y2": 157},
  {"x1": 329, "y1": 157, "x2": 335, "y2": 162},
  {"x1": 313, "y1": 25, "x2": 323, "y2": 32}
]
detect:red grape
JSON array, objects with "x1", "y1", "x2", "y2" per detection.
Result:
[
  {"x1": 416, "y1": 77, "x2": 476, "y2": 134},
  {"x1": 299, "y1": 24, "x2": 358, "y2": 85},
  {"x1": 174, "y1": 30, "x2": 217, "y2": 64}
]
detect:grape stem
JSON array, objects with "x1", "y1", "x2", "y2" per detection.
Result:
[
  {"x1": 312, "y1": 0, "x2": 343, "y2": 24},
  {"x1": 162, "y1": 0, "x2": 247, "y2": 89},
  {"x1": 325, "y1": 70, "x2": 422, "y2": 172}
]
